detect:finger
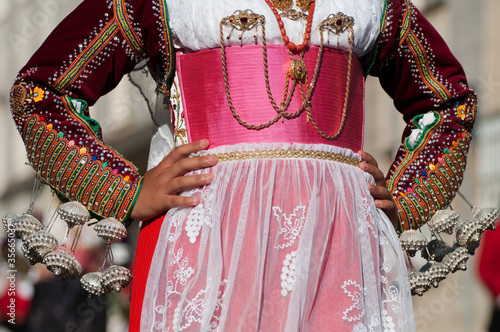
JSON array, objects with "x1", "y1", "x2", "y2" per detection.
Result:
[
  {"x1": 166, "y1": 155, "x2": 217, "y2": 178},
  {"x1": 367, "y1": 183, "x2": 393, "y2": 200},
  {"x1": 162, "y1": 195, "x2": 201, "y2": 209},
  {"x1": 162, "y1": 139, "x2": 210, "y2": 166},
  {"x1": 374, "y1": 199, "x2": 396, "y2": 211},
  {"x1": 357, "y1": 150, "x2": 378, "y2": 168},
  {"x1": 165, "y1": 173, "x2": 215, "y2": 194},
  {"x1": 360, "y1": 161, "x2": 385, "y2": 186}
]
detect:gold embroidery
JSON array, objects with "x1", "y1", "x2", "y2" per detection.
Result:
[
  {"x1": 211, "y1": 149, "x2": 359, "y2": 166},
  {"x1": 11, "y1": 83, "x2": 28, "y2": 117}
]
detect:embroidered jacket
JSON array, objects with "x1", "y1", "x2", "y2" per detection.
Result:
[{"x1": 10, "y1": 0, "x2": 475, "y2": 228}]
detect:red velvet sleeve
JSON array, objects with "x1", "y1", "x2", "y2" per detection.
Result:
[
  {"x1": 9, "y1": 0, "x2": 174, "y2": 222},
  {"x1": 367, "y1": 0, "x2": 477, "y2": 232}
]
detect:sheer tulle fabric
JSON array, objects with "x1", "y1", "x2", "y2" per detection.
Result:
[{"x1": 141, "y1": 143, "x2": 414, "y2": 331}]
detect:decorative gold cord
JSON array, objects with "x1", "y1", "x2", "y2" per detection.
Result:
[
  {"x1": 219, "y1": 11, "x2": 355, "y2": 140},
  {"x1": 303, "y1": 23, "x2": 354, "y2": 140},
  {"x1": 211, "y1": 149, "x2": 359, "y2": 166}
]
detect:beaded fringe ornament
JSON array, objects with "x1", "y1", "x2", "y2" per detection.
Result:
[
  {"x1": 2, "y1": 174, "x2": 132, "y2": 296},
  {"x1": 400, "y1": 190, "x2": 498, "y2": 296}
]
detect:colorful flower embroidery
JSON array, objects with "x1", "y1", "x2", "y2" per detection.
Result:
[
  {"x1": 32, "y1": 87, "x2": 45, "y2": 102},
  {"x1": 456, "y1": 104, "x2": 467, "y2": 119}
]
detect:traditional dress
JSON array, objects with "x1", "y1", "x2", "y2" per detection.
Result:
[{"x1": 10, "y1": 0, "x2": 476, "y2": 331}]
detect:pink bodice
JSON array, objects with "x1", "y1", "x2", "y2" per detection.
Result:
[{"x1": 176, "y1": 45, "x2": 365, "y2": 151}]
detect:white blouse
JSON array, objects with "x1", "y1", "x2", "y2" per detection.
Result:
[{"x1": 166, "y1": 0, "x2": 385, "y2": 56}]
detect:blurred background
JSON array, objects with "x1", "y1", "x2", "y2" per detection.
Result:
[{"x1": 0, "y1": 0, "x2": 499, "y2": 331}]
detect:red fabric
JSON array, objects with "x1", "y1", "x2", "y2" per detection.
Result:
[
  {"x1": 479, "y1": 221, "x2": 500, "y2": 298},
  {"x1": 130, "y1": 216, "x2": 165, "y2": 331}
]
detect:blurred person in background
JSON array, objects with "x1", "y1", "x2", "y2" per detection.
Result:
[{"x1": 479, "y1": 220, "x2": 500, "y2": 332}]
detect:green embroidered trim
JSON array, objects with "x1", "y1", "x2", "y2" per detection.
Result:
[
  {"x1": 64, "y1": 96, "x2": 101, "y2": 134},
  {"x1": 365, "y1": 0, "x2": 388, "y2": 76},
  {"x1": 22, "y1": 115, "x2": 140, "y2": 221},
  {"x1": 121, "y1": 177, "x2": 143, "y2": 223},
  {"x1": 114, "y1": 0, "x2": 146, "y2": 58},
  {"x1": 54, "y1": 19, "x2": 119, "y2": 92},
  {"x1": 396, "y1": 132, "x2": 471, "y2": 230},
  {"x1": 398, "y1": 0, "x2": 411, "y2": 45},
  {"x1": 158, "y1": 0, "x2": 175, "y2": 96},
  {"x1": 397, "y1": 1, "x2": 451, "y2": 102},
  {"x1": 387, "y1": 111, "x2": 443, "y2": 191},
  {"x1": 406, "y1": 30, "x2": 451, "y2": 102},
  {"x1": 404, "y1": 111, "x2": 441, "y2": 151}
]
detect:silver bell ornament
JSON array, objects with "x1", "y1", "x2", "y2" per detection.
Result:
[
  {"x1": 22, "y1": 230, "x2": 58, "y2": 265},
  {"x1": 399, "y1": 229, "x2": 427, "y2": 257},
  {"x1": 456, "y1": 191, "x2": 499, "y2": 232},
  {"x1": 456, "y1": 219, "x2": 483, "y2": 254},
  {"x1": 428, "y1": 210, "x2": 460, "y2": 235},
  {"x1": 409, "y1": 271, "x2": 431, "y2": 296},
  {"x1": 419, "y1": 262, "x2": 449, "y2": 288},
  {"x1": 56, "y1": 201, "x2": 90, "y2": 229},
  {"x1": 81, "y1": 272, "x2": 105, "y2": 297},
  {"x1": 2, "y1": 213, "x2": 21, "y2": 232},
  {"x1": 94, "y1": 218, "x2": 127, "y2": 244},
  {"x1": 45, "y1": 201, "x2": 89, "y2": 261},
  {"x1": 472, "y1": 207, "x2": 499, "y2": 232},
  {"x1": 101, "y1": 265, "x2": 132, "y2": 293},
  {"x1": 43, "y1": 250, "x2": 82, "y2": 280},
  {"x1": 421, "y1": 239, "x2": 450, "y2": 262},
  {"x1": 2, "y1": 213, "x2": 43, "y2": 241},
  {"x1": 442, "y1": 247, "x2": 469, "y2": 273}
]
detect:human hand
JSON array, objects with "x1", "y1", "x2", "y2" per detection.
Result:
[
  {"x1": 130, "y1": 139, "x2": 217, "y2": 221},
  {"x1": 357, "y1": 150, "x2": 398, "y2": 229}
]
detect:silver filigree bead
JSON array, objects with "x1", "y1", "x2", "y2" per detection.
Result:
[
  {"x1": 57, "y1": 201, "x2": 90, "y2": 228},
  {"x1": 81, "y1": 272, "x2": 105, "y2": 297},
  {"x1": 419, "y1": 262, "x2": 449, "y2": 288},
  {"x1": 456, "y1": 219, "x2": 483, "y2": 254},
  {"x1": 399, "y1": 230, "x2": 428, "y2": 257},
  {"x1": 3, "y1": 213, "x2": 43, "y2": 241},
  {"x1": 428, "y1": 210, "x2": 460, "y2": 235},
  {"x1": 409, "y1": 271, "x2": 431, "y2": 296},
  {"x1": 472, "y1": 207, "x2": 499, "y2": 232},
  {"x1": 43, "y1": 250, "x2": 82, "y2": 280},
  {"x1": 22, "y1": 231, "x2": 58, "y2": 265},
  {"x1": 94, "y1": 218, "x2": 127, "y2": 244},
  {"x1": 2, "y1": 213, "x2": 21, "y2": 232},
  {"x1": 101, "y1": 265, "x2": 132, "y2": 293},
  {"x1": 442, "y1": 247, "x2": 469, "y2": 273}
]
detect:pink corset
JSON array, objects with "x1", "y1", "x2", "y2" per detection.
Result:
[{"x1": 176, "y1": 44, "x2": 365, "y2": 152}]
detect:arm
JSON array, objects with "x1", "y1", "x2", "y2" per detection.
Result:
[
  {"x1": 10, "y1": 0, "x2": 213, "y2": 222},
  {"x1": 367, "y1": 0, "x2": 476, "y2": 232}
]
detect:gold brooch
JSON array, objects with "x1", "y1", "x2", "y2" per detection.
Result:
[
  {"x1": 320, "y1": 12, "x2": 354, "y2": 35},
  {"x1": 221, "y1": 10, "x2": 264, "y2": 33},
  {"x1": 11, "y1": 83, "x2": 28, "y2": 117}
]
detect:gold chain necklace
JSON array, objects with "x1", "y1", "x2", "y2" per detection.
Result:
[{"x1": 219, "y1": 10, "x2": 355, "y2": 139}]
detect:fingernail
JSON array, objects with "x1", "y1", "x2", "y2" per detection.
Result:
[
  {"x1": 204, "y1": 174, "x2": 214, "y2": 182},
  {"x1": 204, "y1": 156, "x2": 216, "y2": 164},
  {"x1": 199, "y1": 139, "x2": 209, "y2": 148},
  {"x1": 367, "y1": 183, "x2": 374, "y2": 191},
  {"x1": 191, "y1": 196, "x2": 200, "y2": 205}
]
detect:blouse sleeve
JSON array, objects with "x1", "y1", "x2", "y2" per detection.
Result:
[
  {"x1": 9, "y1": 0, "x2": 174, "y2": 222},
  {"x1": 366, "y1": 0, "x2": 477, "y2": 232}
]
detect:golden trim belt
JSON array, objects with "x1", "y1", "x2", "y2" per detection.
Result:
[{"x1": 211, "y1": 149, "x2": 359, "y2": 166}]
